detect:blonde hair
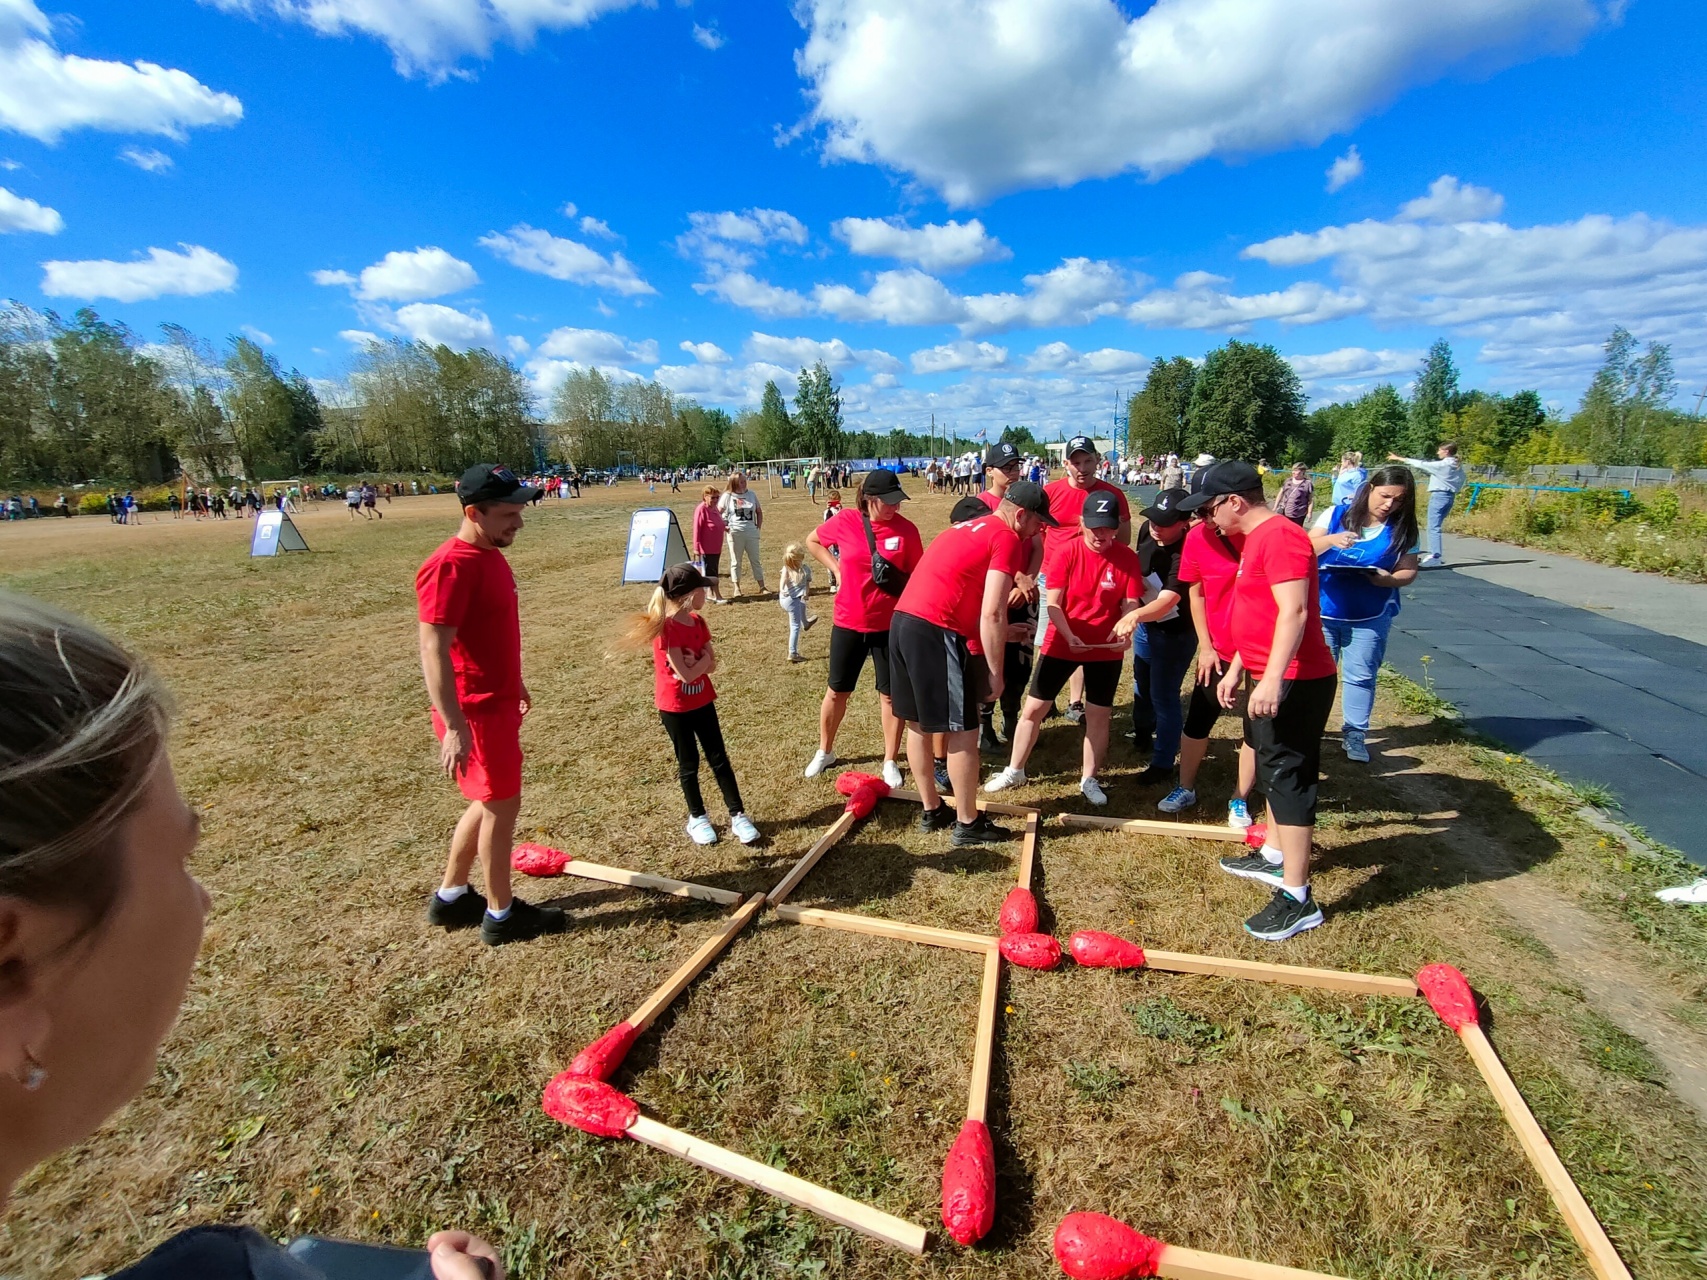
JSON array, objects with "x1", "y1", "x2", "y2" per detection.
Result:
[
  {"x1": 781, "y1": 542, "x2": 807, "y2": 572},
  {"x1": 701, "y1": 486, "x2": 719, "y2": 500},
  {"x1": 824, "y1": 490, "x2": 841, "y2": 505},
  {"x1": 625, "y1": 585, "x2": 699, "y2": 646}
]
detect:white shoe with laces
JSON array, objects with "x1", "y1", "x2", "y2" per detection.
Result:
[
  {"x1": 686, "y1": 815, "x2": 718, "y2": 845},
  {"x1": 881, "y1": 759, "x2": 904, "y2": 789},
  {"x1": 730, "y1": 812, "x2": 761, "y2": 845},
  {"x1": 1655, "y1": 878, "x2": 1707, "y2": 905},
  {"x1": 803, "y1": 748, "x2": 837, "y2": 778},
  {"x1": 984, "y1": 766, "x2": 1026, "y2": 793},
  {"x1": 1080, "y1": 776, "x2": 1108, "y2": 806}
]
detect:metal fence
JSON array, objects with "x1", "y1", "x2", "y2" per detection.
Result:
[{"x1": 1522, "y1": 465, "x2": 1707, "y2": 488}]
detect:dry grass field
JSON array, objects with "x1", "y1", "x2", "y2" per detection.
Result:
[{"x1": 2, "y1": 483, "x2": 1705, "y2": 1279}]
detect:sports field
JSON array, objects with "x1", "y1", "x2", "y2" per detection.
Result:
[{"x1": 2, "y1": 485, "x2": 1704, "y2": 1279}]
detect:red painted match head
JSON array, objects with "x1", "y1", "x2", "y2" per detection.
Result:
[
  {"x1": 541, "y1": 1072, "x2": 639, "y2": 1137},
  {"x1": 1243, "y1": 823, "x2": 1267, "y2": 849},
  {"x1": 1068, "y1": 930, "x2": 1146, "y2": 970},
  {"x1": 834, "y1": 770, "x2": 884, "y2": 797},
  {"x1": 1053, "y1": 1213, "x2": 1165, "y2": 1279},
  {"x1": 566, "y1": 1021, "x2": 639, "y2": 1082},
  {"x1": 1416, "y1": 963, "x2": 1480, "y2": 1031},
  {"x1": 940, "y1": 1118, "x2": 996, "y2": 1245},
  {"x1": 512, "y1": 842, "x2": 571, "y2": 877},
  {"x1": 999, "y1": 887, "x2": 1039, "y2": 936},
  {"x1": 844, "y1": 781, "x2": 881, "y2": 819},
  {"x1": 999, "y1": 932, "x2": 1062, "y2": 970}
]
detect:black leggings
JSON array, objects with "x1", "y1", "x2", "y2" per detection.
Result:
[
  {"x1": 980, "y1": 643, "x2": 1032, "y2": 733},
  {"x1": 659, "y1": 703, "x2": 745, "y2": 818}
]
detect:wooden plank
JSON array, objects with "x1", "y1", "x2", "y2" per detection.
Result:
[
  {"x1": 1016, "y1": 812, "x2": 1039, "y2": 891},
  {"x1": 1158, "y1": 1243, "x2": 1349, "y2": 1280},
  {"x1": 562, "y1": 859, "x2": 743, "y2": 905},
  {"x1": 774, "y1": 904, "x2": 995, "y2": 955},
  {"x1": 1143, "y1": 950, "x2": 1419, "y2": 998},
  {"x1": 888, "y1": 786, "x2": 1039, "y2": 818},
  {"x1": 767, "y1": 810, "x2": 859, "y2": 906},
  {"x1": 1458, "y1": 1025, "x2": 1633, "y2": 1280},
  {"x1": 628, "y1": 894, "x2": 767, "y2": 1032},
  {"x1": 966, "y1": 946, "x2": 1002, "y2": 1123},
  {"x1": 627, "y1": 1115, "x2": 929, "y2": 1255},
  {"x1": 1059, "y1": 812, "x2": 1247, "y2": 843}
]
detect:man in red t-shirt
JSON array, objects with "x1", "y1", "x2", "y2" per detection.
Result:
[
  {"x1": 1040, "y1": 436, "x2": 1131, "y2": 722},
  {"x1": 1178, "y1": 461, "x2": 1338, "y2": 943},
  {"x1": 890, "y1": 481, "x2": 1055, "y2": 845},
  {"x1": 977, "y1": 441, "x2": 1044, "y2": 749},
  {"x1": 416, "y1": 463, "x2": 566, "y2": 947}
]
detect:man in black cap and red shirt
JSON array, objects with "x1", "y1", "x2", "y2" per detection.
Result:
[
  {"x1": 1128, "y1": 487, "x2": 1195, "y2": 787},
  {"x1": 889, "y1": 480, "x2": 1055, "y2": 846},
  {"x1": 976, "y1": 440, "x2": 1044, "y2": 749},
  {"x1": 1178, "y1": 461, "x2": 1339, "y2": 942},
  {"x1": 416, "y1": 463, "x2": 567, "y2": 946},
  {"x1": 1041, "y1": 435, "x2": 1131, "y2": 723}
]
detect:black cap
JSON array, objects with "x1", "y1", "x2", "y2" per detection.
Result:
[
  {"x1": 950, "y1": 495, "x2": 990, "y2": 524},
  {"x1": 983, "y1": 441, "x2": 1021, "y2": 469},
  {"x1": 457, "y1": 463, "x2": 542, "y2": 507},
  {"x1": 659, "y1": 563, "x2": 711, "y2": 598},
  {"x1": 860, "y1": 468, "x2": 909, "y2": 504},
  {"x1": 1177, "y1": 461, "x2": 1264, "y2": 512},
  {"x1": 1081, "y1": 491, "x2": 1122, "y2": 529},
  {"x1": 1002, "y1": 479, "x2": 1059, "y2": 526},
  {"x1": 1065, "y1": 434, "x2": 1099, "y2": 458},
  {"x1": 1141, "y1": 487, "x2": 1191, "y2": 526}
]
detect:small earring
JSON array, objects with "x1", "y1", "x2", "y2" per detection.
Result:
[{"x1": 20, "y1": 1049, "x2": 46, "y2": 1091}]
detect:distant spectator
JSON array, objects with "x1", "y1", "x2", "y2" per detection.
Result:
[
  {"x1": 1331, "y1": 452, "x2": 1366, "y2": 506},
  {"x1": 1389, "y1": 443, "x2": 1464, "y2": 567},
  {"x1": 1274, "y1": 463, "x2": 1315, "y2": 525}
]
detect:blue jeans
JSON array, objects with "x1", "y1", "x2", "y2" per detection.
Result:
[
  {"x1": 782, "y1": 597, "x2": 808, "y2": 656},
  {"x1": 1425, "y1": 489, "x2": 1456, "y2": 559},
  {"x1": 1130, "y1": 624, "x2": 1197, "y2": 770},
  {"x1": 1322, "y1": 613, "x2": 1394, "y2": 733}
]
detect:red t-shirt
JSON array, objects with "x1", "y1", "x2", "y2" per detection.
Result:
[
  {"x1": 1042, "y1": 478, "x2": 1130, "y2": 560},
  {"x1": 976, "y1": 490, "x2": 1000, "y2": 511},
  {"x1": 415, "y1": 537, "x2": 523, "y2": 715},
  {"x1": 1039, "y1": 536, "x2": 1145, "y2": 660},
  {"x1": 815, "y1": 507, "x2": 924, "y2": 633},
  {"x1": 1231, "y1": 515, "x2": 1338, "y2": 681},
  {"x1": 895, "y1": 515, "x2": 1027, "y2": 640},
  {"x1": 653, "y1": 612, "x2": 716, "y2": 712},
  {"x1": 1177, "y1": 522, "x2": 1244, "y2": 662},
  {"x1": 691, "y1": 501, "x2": 725, "y2": 554}
]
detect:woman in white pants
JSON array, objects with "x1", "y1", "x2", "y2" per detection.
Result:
[{"x1": 718, "y1": 471, "x2": 766, "y2": 595}]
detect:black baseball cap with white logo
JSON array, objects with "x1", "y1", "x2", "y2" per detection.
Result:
[
  {"x1": 860, "y1": 468, "x2": 910, "y2": 503},
  {"x1": 1140, "y1": 487, "x2": 1191, "y2": 526},
  {"x1": 457, "y1": 463, "x2": 542, "y2": 507},
  {"x1": 1003, "y1": 479, "x2": 1060, "y2": 526},
  {"x1": 1065, "y1": 435, "x2": 1099, "y2": 458},
  {"x1": 984, "y1": 441, "x2": 1021, "y2": 469},
  {"x1": 1081, "y1": 491, "x2": 1123, "y2": 529},
  {"x1": 1176, "y1": 461, "x2": 1264, "y2": 512}
]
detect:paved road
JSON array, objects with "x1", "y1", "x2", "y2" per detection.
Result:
[{"x1": 1383, "y1": 535, "x2": 1707, "y2": 866}]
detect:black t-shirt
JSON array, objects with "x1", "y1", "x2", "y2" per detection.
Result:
[{"x1": 1137, "y1": 526, "x2": 1193, "y2": 636}]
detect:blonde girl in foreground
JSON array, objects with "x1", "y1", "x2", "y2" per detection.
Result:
[
  {"x1": 631, "y1": 564, "x2": 760, "y2": 846},
  {"x1": 778, "y1": 542, "x2": 818, "y2": 662}
]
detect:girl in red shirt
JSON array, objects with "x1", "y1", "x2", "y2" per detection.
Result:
[{"x1": 630, "y1": 563, "x2": 758, "y2": 846}]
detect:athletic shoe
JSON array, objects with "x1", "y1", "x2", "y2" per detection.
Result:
[
  {"x1": 1131, "y1": 766, "x2": 1173, "y2": 787},
  {"x1": 1157, "y1": 786, "x2": 1197, "y2": 814},
  {"x1": 789, "y1": 654, "x2": 806, "y2": 664},
  {"x1": 934, "y1": 760, "x2": 951, "y2": 791},
  {"x1": 803, "y1": 748, "x2": 837, "y2": 778},
  {"x1": 481, "y1": 898, "x2": 568, "y2": 947},
  {"x1": 951, "y1": 815, "x2": 1012, "y2": 847},
  {"x1": 804, "y1": 616, "x2": 818, "y2": 632},
  {"x1": 1218, "y1": 852, "x2": 1285, "y2": 888},
  {"x1": 730, "y1": 813, "x2": 761, "y2": 845},
  {"x1": 686, "y1": 814, "x2": 719, "y2": 845},
  {"x1": 426, "y1": 887, "x2": 487, "y2": 930},
  {"x1": 917, "y1": 804, "x2": 955, "y2": 833},
  {"x1": 979, "y1": 725, "x2": 1001, "y2": 753},
  {"x1": 1064, "y1": 701, "x2": 1086, "y2": 725},
  {"x1": 984, "y1": 766, "x2": 1027, "y2": 793},
  {"x1": 1243, "y1": 888, "x2": 1324, "y2": 942},
  {"x1": 881, "y1": 759, "x2": 904, "y2": 789},
  {"x1": 1656, "y1": 878, "x2": 1707, "y2": 905},
  {"x1": 1343, "y1": 728, "x2": 1370, "y2": 763},
  {"x1": 1080, "y1": 776, "x2": 1108, "y2": 806},
  {"x1": 1226, "y1": 798, "x2": 1253, "y2": 829},
  {"x1": 1418, "y1": 554, "x2": 1443, "y2": 568},
  {"x1": 1124, "y1": 729, "x2": 1153, "y2": 753}
]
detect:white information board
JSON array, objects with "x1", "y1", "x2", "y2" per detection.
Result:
[
  {"x1": 250, "y1": 510, "x2": 310, "y2": 557},
  {"x1": 622, "y1": 507, "x2": 691, "y2": 583}
]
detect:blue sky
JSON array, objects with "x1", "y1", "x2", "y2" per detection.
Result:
[{"x1": 1, "y1": 0, "x2": 1703, "y2": 438}]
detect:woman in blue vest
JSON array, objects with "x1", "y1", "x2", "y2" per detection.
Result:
[{"x1": 1310, "y1": 465, "x2": 1420, "y2": 763}]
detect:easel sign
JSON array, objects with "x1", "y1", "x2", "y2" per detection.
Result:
[
  {"x1": 622, "y1": 507, "x2": 691, "y2": 584},
  {"x1": 250, "y1": 510, "x2": 310, "y2": 557}
]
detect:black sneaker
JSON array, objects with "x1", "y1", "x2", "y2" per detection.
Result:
[
  {"x1": 480, "y1": 898, "x2": 568, "y2": 946},
  {"x1": 951, "y1": 815, "x2": 1012, "y2": 847},
  {"x1": 1244, "y1": 888, "x2": 1324, "y2": 941},
  {"x1": 1063, "y1": 701, "x2": 1086, "y2": 725},
  {"x1": 1218, "y1": 853, "x2": 1286, "y2": 888},
  {"x1": 1131, "y1": 766, "x2": 1173, "y2": 787},
  {"x1": 917, "y1": 804, "x2": 956, "y2": 833},
  {"x1": 978, "y1": 726, "x2": 1001, "y2": 753},
  {"x1": 427, "y1": 887, "x2": 487, "y2": 930},
  {"x1": 1124, "y1": 729, "x2": 1153, "y2": 753}
]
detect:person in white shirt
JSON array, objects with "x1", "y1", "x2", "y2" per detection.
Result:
[
  {"x1": 718, "y1": 472, "x2": 767, "y2": 595},
  {"x1": 1389, "y1": 442, "x2": 1464, "y2": 566}
]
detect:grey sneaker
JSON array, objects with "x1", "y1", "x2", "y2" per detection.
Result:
[
  {"x1": 1343, "y1": 729, "x2": 1370, "y2": 763},
  {"x1": 1218, "y1": 853, "x2": 1285, "y2": 888},
  {"x1": 1244, "y1": 888, "x2": 1324, "y2": 941}
]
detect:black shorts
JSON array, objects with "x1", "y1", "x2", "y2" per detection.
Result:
[
  {"x1": 1030, "y1": 653, "x2": 1122, "y2": 708},
  {"x1": 1183, "y1": 672, "x2": 1249, "y2": 739},
  {"x1": 828, "y1": 625, "x2": 891, "y2": 696},
  {"x1": 701, "y1": 551, "x2": 721, "y2": 578},
  {"x1": 888, "y1": 612, "x2": 988, "y2": 734},
  {"x1": 1243, "y1": 675, "x2": 1337, "y2": 826}
]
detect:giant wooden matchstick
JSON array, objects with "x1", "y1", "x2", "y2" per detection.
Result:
[
  {"x1": 1058, "y1": 811, "x2": 1257, "y2": 844},
  {"x1": 941, "y1": 945, "x2": 1003, "y2": 1246},
  {"x1": 1055, "y1": 1212, "x2": 1348, "y2": 1279}
]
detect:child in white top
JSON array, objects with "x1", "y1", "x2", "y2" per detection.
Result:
[{"x1": 778, "y1": 543, "x2": 817, "y2": 662}]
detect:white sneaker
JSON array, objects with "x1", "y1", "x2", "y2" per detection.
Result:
[
  {"x1": 1080, "y1": 776, "x2": 1108, "y2": 806},
  {"x1": 1655, "y1": 878, "x2": 1707, "y2": 905},
  {"x1": 686, "y1": 815, "x2": 718, "y2": 845},
  {"x1": 730, "y1": 812, "x2": 761, "y2": 845},
  {"x1": 984, "y1": 766, "x2": 1026, "y2": 793},
  {"x1": 881, "y1": 759, "x2": 904, "y2": 789},
  {"x1": 803, "y1": 748, "x2": 837, "y2": 778}
]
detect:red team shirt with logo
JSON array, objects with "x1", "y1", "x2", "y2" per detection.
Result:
[
  {"x1": 654, "y1": 612, "x2": 717, "y2": 712},
  {"x1": 1041, "y1": 478, "x2": 1129, "y2": 558},
  {"x1": 1176, "y1": 522, "x2": 1245, "y2": 663},
  {"x1": 895, "y1": 516, "x2": 1027, "y2": 640},
  {"x1": 415, "y1": 537, "x2": 524, "y2": 713},
  {"x1": 814, "y1": 507, "x2": 924, "y2": 633},
  {"x1": 1039, "y1": 537, "x2": 1145, "y2": 660},
  {"x1": 1230, "y1": 515, "x2": 1338, "y2": 680}
]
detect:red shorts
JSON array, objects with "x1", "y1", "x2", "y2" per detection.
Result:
[{"x1": 432, "y1": 708, "x2": 523, "y2": 802}]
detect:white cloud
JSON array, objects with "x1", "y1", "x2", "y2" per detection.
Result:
[
  {"x1": 652, "y1": 360, "x2": 799, "y2": 405},
  {"x1": 240, "y1": 324, "x2": 274, "y2": 345},
  {"x1": 1286, "y1": 347, "x2": 1422, "y2": 383},
  {"x1": 832, "y1": 216, "x2": 1010, "y2": 271},
  {"x1": 339, "y1": 328, "x2": 381, "y2": 346},
  {"x1": 795, "y1": 0, "x2": 1607, "y2": 204},
  {"x1": 561, "y1": 201, "x2": 578, "y2": 218},
  {"x1": 960, "y1": 257, "x2": 1128, "y2": 334},
  {"x1": 40, "y1": 243, "x2": 237, "y2": 301},
  {"x1": 506, "y1": 334, "x2": 530, "y2": 355},
  {"x1": 1022, "y1": 342, "x2": 1148, "y2": 376},
  {"x1": 1325, "y1": 145, "x2": 1363, "y2": 193},
  {"x1": 691, "y1": 22, "x2": 724, "y2": 50},
  {"x1": 578, "y1": 214, "x2": 616, "y2": 240},
  {"x1": 1, "y1": 0, "x2": 242, "y2": 143},
  {"x1": 1397, "y1": 174, "x2": 1505, "y2": 222},
  {"x1": 911, "y1": 340, "x2": 1008, "y2": 374},
  {"x1": 0, "y1": 158, "x2": 19, "y2": 170},
  {"x1": 677, "y1": 207, "x2": 808, "y2": 269},
  {"x1": 1126, "y1": 271, "x2": 1365, "y2": 330},
  {"x1": 694, "y1": 270, "x2": 813, "y2": 318},
  {"x1": 119, "y1": 146, "x2": 174, "y2": 173},
  {"x1": 814, "y1": 268, "x2": 967, "y2": 326},
  {"x1": 744, "y1": 332, "x2": 901, "y2": 375},
  {"x1": 535, "y1": 326, "x2": 658, "y2": 365},
  {"x1": 0, "y1": 184, "x2": 61, "y2": 233},
  {"x1": 391, "y1": 302, "x2": 495, "y2": 349},
  {"x1": 479, "y1": 224, "x2": 655, "y2": 296},
  {"x1": 679, "y1": 339, "x2": 732, "y2": 364},
  {"x1": 312, "y1": 268, "x2": 356, "y2": 287},
  {"x1": 326, "y1": 246, "x2": 480, "y2": 302}
]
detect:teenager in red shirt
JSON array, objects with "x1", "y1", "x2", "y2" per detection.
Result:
[
  {"x1": 803, "y1": 469, "x2": 923, "y2": 785},
  {"x1": 1181, "y1": 462, "x2": 1339, "y2": 941},
  {"x1": 1040, "y1": 436, "x2": 1130, "y2": 722},
  {"x1": 417, "y1": 463, "x2": 566, "y2": 946},
  {"x1": 976, "y1": 442, "x2": 1045, "y2": 749}
]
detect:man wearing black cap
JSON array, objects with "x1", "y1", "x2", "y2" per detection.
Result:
[
  {"x1": 889, "y1": 480, "x2": 1054, "y2": 845},
  {"x1": 1128, "y1": 487, "x2": 1195, "y2": 787},
  {"x1": 1177, "y1": 461, "x2": 1338, "y2": 942},
  {"x1": 1042, "y1": 436, "x2": 1131, "y2": 723},
  {"x1": 415, "y1": 463, "x2": 566, "y2": 946},
  {"x1": 977, "y1": 441, "x2": 1045, "y2": 749}
]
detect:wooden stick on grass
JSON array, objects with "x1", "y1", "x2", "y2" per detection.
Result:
[
  {"x1": 1016, "y1": 812, "x2": 1039, "y2": 892},
  {"x1": 1143, "y1": 949, "x2": 1419, "y2": 998},
  {"x1": 627, "y1": 893, "x2": 767, "y2": 1033},
  {"x1": 1058, "y1": 811, "x2": 1248, "y2": 842},
  {"x1": 561, "y1": 859, "x2": 743, "y2": 905},
  {"x1": 1152, "y1": 1243, "x2": 1350, "y2": 1279},
  {"x1": 966, "y1": 946, "x2": 1001, "y2": 1124},
  {"x1": 767, "y1": 810, "x2": 859, "y2": 906},
  {"x1": 774, "y1": 904, "x2": 995, "y2": 954}
]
